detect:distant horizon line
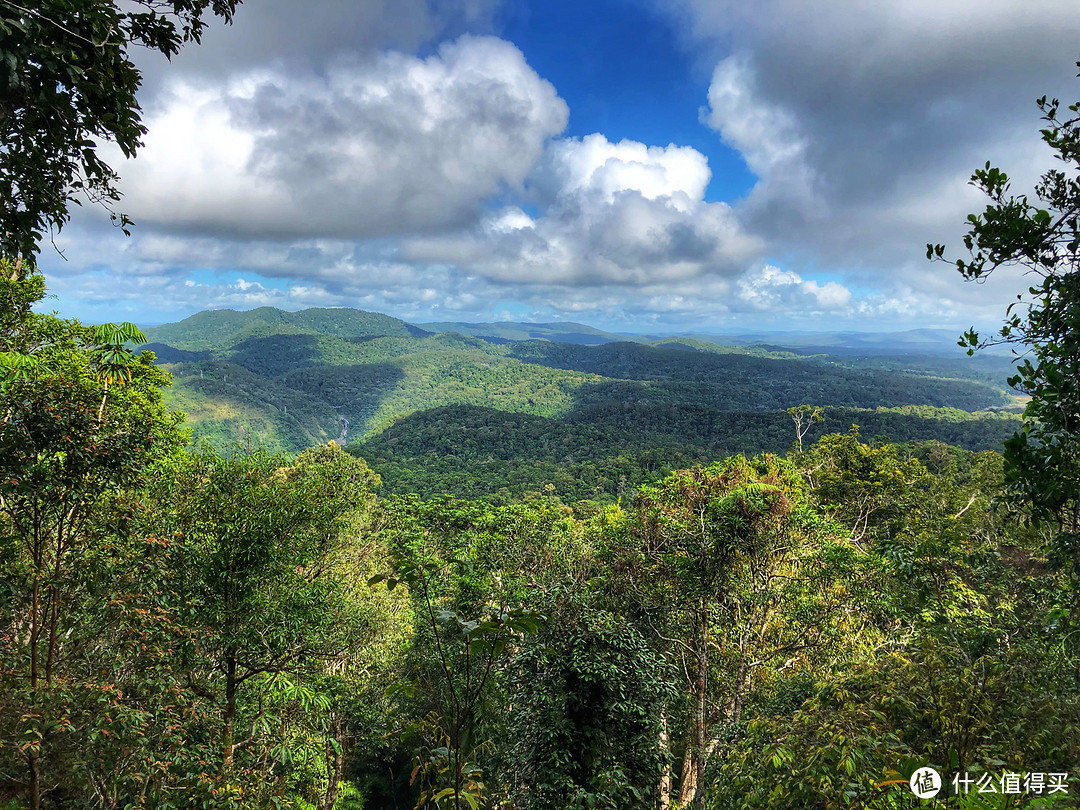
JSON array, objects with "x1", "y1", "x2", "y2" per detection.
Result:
[{"x1": 128, "y1": 303, "x2": 991, "y2": 339}]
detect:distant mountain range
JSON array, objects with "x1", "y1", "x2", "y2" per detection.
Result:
[
  {"x1": 147, "y1": 307, "x2": 983, "y2": 356},
  {"x1": 673, "y1": 328, "x2": 984, "y2": 355},
  {"x1": 418, "y1": 322, "x2": 985, "y2": 355},
  {"x1": 413, "y1": 320, "x2": 621, "y2": 346},
  {"x1": 137, "y1": 306, "x2": 1021, "y2": 498}
]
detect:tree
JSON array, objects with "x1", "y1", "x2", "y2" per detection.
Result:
[
  {"x1": 0, "y1": 262, "x2": 186, "y2": 807},
  {"x1": 713, "y1": 448, "x2": 1077, "y2": 809},
  {"x1": 0, "y1": 0, "x2": 240, "y2": 257},
  {"x1": 803, "y1": 428, "x2": 928, "y2": 551},
  {"x1": 369, "y1": 496, "x2": 553, "y2": 810},
  {"x1": 928, "y1": 62, "x2": 1080, "y2": 604},
  {"x1": 147, "y1": 443, "x2": 380, "y2": 785},
  {"x1": 616, "y1": 456, "x2": 831, "y2": 810},
  {"x1": 787, "y1": 404, "x2": 823, "y2": 452},
  {"x1": 506, "y1": 586, "x2": 676, "y2": 810}
]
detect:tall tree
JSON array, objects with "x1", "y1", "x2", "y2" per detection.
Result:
[
  {"x1": 370, "y1": 495, "x2": 559, "y2": 809},
  {"x1": 617, "y1": 456, "x2": 830, "y2": 809},
  {"x1": 149, "y1": 443, "x2": 380, "y2": 783},
  {"x1": 506, "y1": 584, "x2": 676, "y2": 810}
]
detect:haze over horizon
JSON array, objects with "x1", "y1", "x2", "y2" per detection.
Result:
[
  {"x1": 36, "y1": 0, "x2": 1080, "y2": 335},
  {"x1": 136, "y1": 305, "x2": 996, "y2": 357},
  {"x1": 134, "y1": 306, "x2": 979, "y2": 337}
]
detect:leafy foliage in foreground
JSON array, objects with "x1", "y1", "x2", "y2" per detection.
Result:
[{"x1": 933, "y1": 69, "x2": 1080, "y2": 640}]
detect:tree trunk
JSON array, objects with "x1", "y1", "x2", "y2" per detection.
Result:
[
  {"x1": 322, "y1": 715, "x2": 346, "y2": 810},
  {"x1": 677, "y1": 607, "x2": 709, "y2": 809},
  {"x1": 28, "y1": 750, "x2": 40, "y2": 810},
  {"x1": 97, "y1": 380, "x2": 108, "y2": 423},
  {"x1": 657, "y1": 712, "x2": 671, "y2": 810},
  {"x1": 692, "y1": 607, "x2": 709, "y2": 810},
  {"x1": 732, "y1": 624, "x2": 750, "y2": 725},
  {"x1": 677, "y1": 749, "x2": 697, "y2": 808},
  {"x1": 222, "y1": 655, "x2": 237, "y2": 772},
  {"x1": 29, "y1": 571, "x2": 41, "y2": 810}
]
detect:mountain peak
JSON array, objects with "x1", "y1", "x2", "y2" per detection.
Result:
[{"x1": 144, "y1": 307, "x2": 424, "y2": 351}]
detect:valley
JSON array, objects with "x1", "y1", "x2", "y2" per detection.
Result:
[{"x1": 143, "y1": 306, "x2": 1021, "y2": 501}]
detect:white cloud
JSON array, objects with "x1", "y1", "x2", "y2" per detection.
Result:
[
  {"x1": 403, "y1": 133, "x2": 762, "y2": 285},
  {"x1": 45, "y1": 1, "x2": 1075, "y2": 333},
  {"x1": 664, "y1": 0, "x2": 1080, "y2": 305},
  {"x1": 704, "y1": 55, "x2": 819, "y2": 224},
  {"x1": 736, "y1": 265, "x2": 851, "y2": 312},
  {"x1": 543, "y1": 134, "x2": 711, "y2": 209},
  {"x1": 45, "y1": 208, "x2": 1026, "y2": 331},
  {"x1": 705, "y1": 56, "x2": 806, "y2": 178},
  {"x1": 115, "y1": 36, "x2": 568, "y2": 240},
  {"x1": 145, "y1": 0, "x2": 503, "y2": 80}
]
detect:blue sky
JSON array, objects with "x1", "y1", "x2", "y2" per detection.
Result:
[
  {"x1": 501, "y1": 0, "x2": 759, "y2": 202},
  {"x1": 38, "y1": 0, "x2": 1080, "y2": 334}
]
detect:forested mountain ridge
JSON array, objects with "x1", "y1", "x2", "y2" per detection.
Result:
[
  {"x1": 413, "y1": 318, "x2": 632, "y2": 345},
  {"x1": 357, "y1": 402, "x2": 1021, "y2": 502},
  {"x1": 4, "y1": 263, "x2": 1073, "y2": 810},
  {"x1": 417, "y1": 321, "x2": 997, "y2": 355},
  {"x1": 504, "y1": 339, "x2": 1007, "y2": 410},
  {"x1": 137, "y1": 306, "x2": 1017, "y2": 459},
  {"x1": 144, "y1": 305, "x2": 429, "y2": 351},
  {"x1": 687, "y1": 326, "x2": 989, "y2": 354}
]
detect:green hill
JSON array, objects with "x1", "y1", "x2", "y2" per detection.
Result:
[
  {"x1": 144, "y1": 306, "x2": 425, "y2": 352},
  {"x1": 506, "y1": 340, "x2": 1009, "y2": 412},
  {"x1": 153, "y1": 330, "x2": 604, "y2": 449},
  {"x1": 352, "y1": 402, "x2": 1022, "y2": 503},
  {"x1": 682, "y1": 327, "x2": 969, "y2": 354},
  {"x1": 140, "y1": 306, "x2": 1021, "y2": 466}
]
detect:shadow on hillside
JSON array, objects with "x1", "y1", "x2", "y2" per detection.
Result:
[
  {"x1": 230, "y1": 334, "x2": 326, "y2": 376},
  {"x1": 565, "y1": 377, "x2": 776, "y2": 413},
  {"x1": 507, "y1": 340, "x2": 808, "y2": 385},
  {"x1": 138, "y1": 342, "x2": 212, "y2": 364},
  {"x1": 276, "y1": 362, "x2": 406, "y2": 434},
  {"x1": 506, "y1": 340, "x2": 662, "y2": 378},
  {"x1": 547, "y1": 344, "x2": 1011, "y2": 412},
  {"x1": 558, "y1": 396, "x2": 1017, "y2": 460}
]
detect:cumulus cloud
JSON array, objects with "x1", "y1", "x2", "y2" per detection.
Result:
[
  {"x1": 666, "y1": 0, "x2": 1080, "y2": 278},
  {"x1": 704, "y1": 56, "x2": 819, "y2": 224},
  {"x1": 705, "y1": 56, "x2": 805, "y2": 180},
  {"x1": 540, "y1": 135, "x2": 711, "y2": 207},
  {"x1": 116, "y1": 36, "x2": 568, "y2": 240},
  {"x1": 47, "y1": 205, "x2": 1023, "y2": 331},
  {"x1": 43, "y1": 1, "x2": 1075, "y2": 333},
  {"x1": 736, "y1": 265, "x2": 851, "y2": 312},
  {"x1": 404, "y1": 133, "x2": 762, "y2": 285},
  {"x1": 138, "y1": 0, "x2": 503, "y2": 82},
  {"x1": 51, "y1": 272, "x2": 300, "y2": 315}
]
